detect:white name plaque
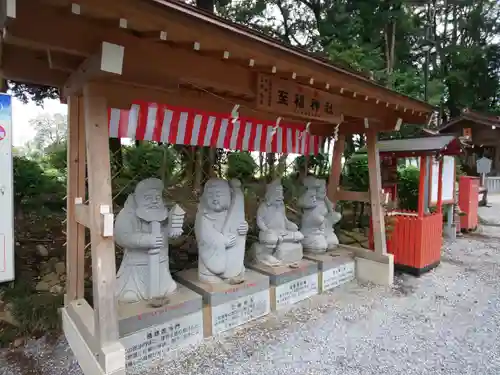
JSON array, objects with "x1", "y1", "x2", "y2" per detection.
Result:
[
  {"x1": 322, "y1": 261, "x2": 355, "y2": 291},
  {"x1": 211, "y1": 289, "x2": 270, "y2": 335},
  {"x1": 275, "y1": 273, "x2": 318, "y2": 310},
  {"x1": 121, "y1": 310, "x2": 203, "y2": 372}
]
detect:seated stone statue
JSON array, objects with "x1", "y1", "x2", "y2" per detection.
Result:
[
  {"x1": 299, "y1": 176, "x2": 341, "y2": 253},
  {"x1": 250, "y1": 179, "x2": 304, "y2": 267},
  {"x1": 195, "y1": 178, "x2": 248, "y2": 284},
  {"x1": 114, "y1": 178, "x2": 185, "y2": 304}
]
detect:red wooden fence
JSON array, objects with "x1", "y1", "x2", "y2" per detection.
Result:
[{"x1": 369, "y1": 210, "x2": 443, "y2": 275}]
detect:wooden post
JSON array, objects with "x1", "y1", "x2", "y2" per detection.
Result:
[
  {"x1": 437, "y1": 156, "x2": 444, "y2": 214},
  {"x1": 327, "y1": 134, "x2": 345, "y2": 205},
  {"x1": 417, "y1": 156, "x2": 427, "y2": 218},
  {"x1": 65, "y1": 96, "x2": 86, "y2": 303},
  {"x1": 83, "y1": 83, "x2": 119, "y2": 345},
  {"x1": 366, "y1": 130, "x2": 387, "y2": 255}
]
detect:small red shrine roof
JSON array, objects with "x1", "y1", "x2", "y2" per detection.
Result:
[
  {"x1": 439, "y1": 109, "x2": 500, "y2": 132},
  {"x1": 377, "y1": 135, "x2": 462, "y2": 156}
]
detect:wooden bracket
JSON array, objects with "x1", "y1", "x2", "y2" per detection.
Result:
[
  {"x1": 99, "y1": 205, "x2": 114, "y2": 238},
  {"x1": 63, "y1": 41, "x2": 124, "y2": 97},
  {"x1": 74, "y1": 199, "x2": 114, "y2": 238},
  {"x1": 74, "y1": 197, "x2": 89, "y2": 228}
]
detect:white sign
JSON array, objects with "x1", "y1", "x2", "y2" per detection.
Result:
[
  {"x1": 275, "y1": 273, "x2": 318, "y2": 310},
  {"x1": 430, "y1": 156, "x2": 456, "y2": 205},
  {"x1": 0, "y1": 94, "x2": 13, "y2": 283},
  {"x1": 476, "y1": 157, "x2": 492, "y2": 175},
  {"x1": 121, "y1": 310, "x2": 204, "y2": 372},
  {"x1": 211, "y1": 289, "x2": 270, "y2": 335},
  {"x1": 322, "y1": 261, "x2": 355, "y2": 291}
]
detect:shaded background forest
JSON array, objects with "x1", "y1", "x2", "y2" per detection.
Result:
[{"x1": 0, "y1": 0, "x2": 499, "y2": 344}]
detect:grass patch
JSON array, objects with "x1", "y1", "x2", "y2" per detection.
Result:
[{"x1": 0, "y1": 279, "x2": 62, "y2": 346}]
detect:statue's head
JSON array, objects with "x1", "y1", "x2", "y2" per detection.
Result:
[
  {"x1": 298, "y1": 187, "x2": 317, "y2": 209},
  {"x1": 316, "y1": 179, "x2": 327, "y2": 199},
  {"x1": 265, "y1": 179, "x2": 284, "y2": 206},
  {"x1": 133, "y1": 178, "x2": 168, "y2": 222},
  {"x1": 202, "y1": 178, "x2": 231, "y2": 213}
]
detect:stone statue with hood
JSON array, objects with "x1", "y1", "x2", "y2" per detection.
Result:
[
  {"x1": 299, "y1": 176, "x2": 341, "y2": 253},
  {"x1": 114, "y1": 178, "x2": 185, "y2": 304},
  {"x1": 195, "y1": 178, "x2": 248, "y2": 284},
  {"x1": 250, "y1": 179, "x2": 304, "y2": 267}
]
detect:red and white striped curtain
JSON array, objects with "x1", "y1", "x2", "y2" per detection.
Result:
[{"x1": 108, "y1": 102, "x2": 323, "y2": 155}]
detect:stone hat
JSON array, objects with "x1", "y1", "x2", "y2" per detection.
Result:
[{"x1": 134, "y1": 178, "x2": 164, "y2": 196}]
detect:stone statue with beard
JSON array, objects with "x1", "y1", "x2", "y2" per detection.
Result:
[
  {"x1": 114, "y1": 178, "x2": 184, "y2": 304},
  {"x1": 195, "y1": 178, "x2": 248, "y2": 284},
  {"x1": 299, "y1": 176, "x2": 341, "y2": 253},
  {"x1": 250, "y1": 179, "x2": 304, "y2": 267}
]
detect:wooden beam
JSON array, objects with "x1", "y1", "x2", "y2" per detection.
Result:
[
  {"x1": 256, "y1": 73, "x2": 418, "y2": 124},
  {"x1": 2, "y1": 44, "x2": 69, "y2": 86},
  {"x1": 66, "y1": 0, "x2": 432, "y2": 117},
  {"x1": 6, "y1": 1, "x2": 256, "y2": 98},
  {"x1": 336, "y1": 189, "x2": 370, "y2": 203},
  {"x1": 366, "y1": 129, "x2": 387, "y2": 255},
  {"x1": 66, "y1": 97, "x2": 87, "y2": 304},
  {"x1": 82, "y1": 82, "x2": 119, "y2": 346}
]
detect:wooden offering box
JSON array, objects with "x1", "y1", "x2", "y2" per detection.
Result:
[
  {"x1": 116, "y1": 285, "x2": 203, "y2": 371},
  {"x1": 175, "y1": 268, "x2": 270, "y2": 337},
  {"x1": 247, "y1": 259, "x2": 319, "y2": 311},
  {"x1": 303, "y1": 249, "x2": 355, "y2": 293}
]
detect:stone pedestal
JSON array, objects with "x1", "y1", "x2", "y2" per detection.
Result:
[
  {"x1": 303, "y1": 251, "x2": 355, "y2": 292},
  {"x1": 248, "y1": 259, "x2": 319, "y2": 311},
  {"x1": 117, "y1": 285, "x2": 203, "y2": 372},
  {"x1": 175, "y1": 268, "x2": 270, "y2": 337}
]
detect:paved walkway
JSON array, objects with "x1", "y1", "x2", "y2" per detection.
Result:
[{"x1": 2, "y1": 216, "x2": 500, "y2": 374}]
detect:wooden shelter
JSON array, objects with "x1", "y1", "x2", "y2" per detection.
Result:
[
  {"x1": 439, "y1": 109, "x2": 500, "y2": 175},
  {"x1": 0, "y1": 0, "x2": 434, "y2": 374},
  {"x1": 369, "y1": 135, "x2": 461, "y2": 275}
]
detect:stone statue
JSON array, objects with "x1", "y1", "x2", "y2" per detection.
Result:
[
  {"x1": 114, "y1": 178, "x2": 185, "y2": 304},
  {"x1": 250, "y1": 179, "x2": 304, "y2": 267},
  {"x1": 299, "y1": 176, "x2": 341, "y2": 253},
  {"x1": 195, "y1": 178, "x2": 248, "y2": 284}
]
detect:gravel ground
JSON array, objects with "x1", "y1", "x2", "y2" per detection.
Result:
[{"x1": 1, "y1": 227, "x2": 500, "y2": 375}]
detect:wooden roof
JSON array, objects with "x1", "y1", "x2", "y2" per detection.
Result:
[
  {"x1": 378, "y1": 135, "x2": 462, "y2": 156},
  {"x1": 439, "y1": 109, "x2": 500, "y2": 133},
  {"x1": 0, "y1": 0, "x2": 435, "y2": 136}
]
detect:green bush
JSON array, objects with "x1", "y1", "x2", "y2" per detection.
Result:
[
  {"x1": 226, "y1": 151, "x2": 258, "y2": 182},
  {"x1": 343, "y1": 150, "x2": 369, "y2": 192},
  {"x1": 13, "y1": 156, "x2": 65, "y2": 216},
  {"x1": 397, "y1": 165, "x2": 420, "y2": 211}
]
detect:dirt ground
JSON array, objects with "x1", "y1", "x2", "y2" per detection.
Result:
[{"x1": 1, "y1": 202, "x2": 500, "y2": 375}]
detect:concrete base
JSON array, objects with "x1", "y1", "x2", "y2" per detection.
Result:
[
  {"x1": 117, "y1": 285, "x2": 204, "y2": 371},
  {"x1": 247, "y1": 259, "x2": 319, "y2": 310},
  {"x1": 61, "y1": 300, "x2": 126, "y2": 375},
  {"x1": 175, "y1": 268, "x2": 270, "y2": 337},
  {"x1": 444, "y1": 224, "x2": 457, "y2": 240},
  {"x1": 355, "y1": 255, "x2": 394, "y2": 286},
  {"x1": 303, "y1": 251, "x2": 355, "y2": 292}
]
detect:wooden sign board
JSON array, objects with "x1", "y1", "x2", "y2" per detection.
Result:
[
  {"x1": 429, "y1": 156, "x2": 456, "y2": 206},
  {"x1": 256, "y1": 74, "x2": 342, "y2": 123},
  {"x1": 0, "y1": 94, "x2": 14, "y2": 283}
]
